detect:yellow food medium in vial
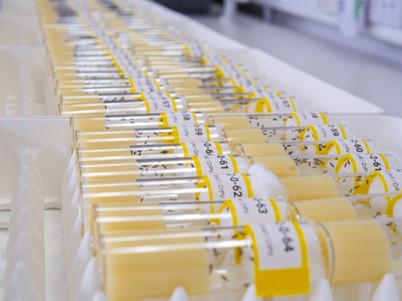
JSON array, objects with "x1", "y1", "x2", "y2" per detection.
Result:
[
  {"x1": 201, "y1": 103, "x2": 225, "y2": 114},
  {"x1": 60, "y1": 95, "x2": 109, "y2": 105},
  {"x1": 77, "y1": 132, "x2": 130, "y2": 147},
  {"x1": 224, "y1": 128, "x2": 266, "y2": 148},
  {"x1": 78, "y1": 132, "x2": 154, "y2": 148},
  {"x1": 94, "y1": 204, "x2": 165, "y2": 233},
  {"x1": 78, "y1": 148, "x2": 133, "y2": 159},
  {"x1": 82, "y1": 163, "x2": 139, "y2": 182},
  {"x1": 157, "y1": 68, "x2": 195, "y2": 75},
  {"x1": 184, "y1": 94, "x2": 215, "y2": 103},
  {"x1": 173, "y1": 87, "x2": 207, "y2": 95},
  {"x1": 234, "y1": 143, "x2": 289, "y2": 157},
  {"x1": 166, "y1": 78, "x2": 203, "y2": 87},
  {"x1": 251, "y1": 156, "x2": 300, "y2": 177},
  {"x1": 192, "y1": 103, "x2": 224, "y2": 114},
  {"x1": 58, "y1": 88, "x2": 99, "y2": 96},
  {"x1": 86, "y1": 196, "x2": 143, "y2": 225},
  {"x1": 282, "y1": 175, "x2": 339, "y2": 202},
  {"x1": 57, "y1": 73, "x2": 117, "y2": 82},
  {"x1": 46, "y1": 43, "x2": 80, "y2": 51},
  {"x1": 38, "y1": 13, "x2": 58, "y2": 22},
  {"x1": 57, "y1": 79, "x2": 91, "y2": 88},
  {"x1": 148, "y1": 61, "x2": 182, "y2": 68},
  {"x1": 292, "y1": 197, "x2": 357, "y2": 222},
  {"x1": 320, "y1": 220, "x2": 391, "y2": 284},
  {"x1": 84, "y1": 181, "x2": 138, "y2": 197},
  {"x1": 172, "y1": 82, "x2": 206, "y2": 90},
  {"x1": 187, "y1": 101, "x2": 225, "y2": 113},
  {"x1": 73, "y1": 118, "x2": 107, "y2": 131},
  {"x1": 61, "y1": 103, "x2": 107, "y2": 114},
  {"x1": 211, "y1": 115, "x2": 250, "y2": 130},
  {"x1": 103, "y1": 235, "x2": 210, "y2": 300},
  {"x1": 45, "y1": 50, "x2": 79, "y2": 58}
]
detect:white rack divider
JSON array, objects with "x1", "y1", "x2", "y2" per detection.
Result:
[
  {"x1": 0, "y1": 118, "x2": 71, "y2": 300},
  {"x1": 0, "y1": 16, "x2": 43, "y2": 46},
  {"x1": 3, "y1": 153, "x2": 45, "y2": 301}
]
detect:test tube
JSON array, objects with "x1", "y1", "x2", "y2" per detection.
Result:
[
  {"x1": 93, "y1": 191, "x2": 402, "y2": 234},
  {"x1": 79, "y1": 152, "x2": 399, "y2": 182},
  {"x1": 82, "y1": 172, "x2": 261, "y2": 206},
  {"x1": 76, "y1": 124, "x2": 224, "y2": 148},
  {"x1": 58, "y1": 80, "x2": 301, "y2": 115},
  {"x1": 278, "y1": 168, "x2": 402, "y2": 202},
  {"x1": 223, "y1": 123, "x2": 354, "y2": 148},
  {"x1": 57, "y1": 75, "x2": 209, "y2": 99},
  {"x1": 78, "y1": 141, "x2": 232, "y2": 162},
  {"x1": 72, "y1": 111, "x2": 205, "y2": 131},
  {"x1": 82, "y1": 166, "x2": 402, "y2": 215},
  {"x1": 71, "y1": 111, "x2": 331, "y2": 131},
  {"x1": 76, "y1": 138, "x2": 378, "y2": 167},
  {"x1": 59, "y1": 93, "x2": 187, "y2": 116},
  {"x1": 389, "y1": 194, "x2": 402, "y2": 219},
  {"x1": 55, "y1": 69, "x2": 124, "y2": 81},
  {"x1": 235, "y1": 138, "x2": 379, "y2": 157},
  {"x1": 360, "y1": 169, "x2": 402, "y2": 196},
  {"x1": 98, "y1": 220, "x2": 402, "y2": 300},
  {"x1": 75, "y1": 123, "x2": 354, "y2": 149}
]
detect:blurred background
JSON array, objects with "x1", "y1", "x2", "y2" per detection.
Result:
[{"x1": 153, "y1": 0, "x2": 402, "y2": 116}]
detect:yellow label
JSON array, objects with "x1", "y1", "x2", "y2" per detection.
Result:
[
  {"x1": 389, "y1": 195, "x2": 402, "y2": 217},
  {"x1": 142, "y1": 96, "x2": 151, "y2": 114},
  {"x1": 172, "y1": 126, "x2": 180, "y2": 144},
  {"x1": 289, "y1": 97, "x2": 297, "y2": 112},
  {"x1": 253, "y1": 90, "x2": 297, "y2": 113},
  {"x1": 242, "y1": 174, "x2": 254, "y2": 198},
  {"x1": 322, "y1": 139, "x2": 372, "y2": 155},
  {"x1": 215, "y1": 141, "x2": 223, "y2": 155},
  {"x1": 362, "y1": 139, "x2": 372, "y2": 153},
  {"x1": 254, "y1": 98, "x2": 272, "y2": 113},
  {"x1": 183, "y1": 44, "x2": 192, "y2": 57},
  {"x1": 172, "y1": 125, "x2": 211, "y2": 143},
  {"x1": 160, "y1": 113, "x2": 169, "y2": 128},
  {"x1": 219, "y1": 198, "x2": 282, "y2": 226},
  {"x1": 181, "y1": 143, "x2": 189, "y2": 157},
  {"x1": 128, "y1": 77, "x2": 136, "y2": 93},
  {"x1": 153, "y1": 77, "x2": 162, "y2": 92},
  {"x1": 335, "y1": 153, "x2": 391, "y2": 174},
  {"x1": 161, "y1": 112, "x2": 197, "y2": 128},
  {"x1": 142, "y1": 92, "x2": 178, "y2": 114},
  {"x1": 180, "y1": 141, "x2": 224, "y2": 158},
  {"x1": 215, "y1": 66, "x2": 226, "y2": 79},
  {"x1": 192, "y1": 156, "x2": 203, "y2": 176},
  {"x1": 194, "y1": 176, "x2": 213, "y2": 202},
  {"x1": 245, "y1": 222, "x2": 310, "y2": 296},
  {"x1": 335, "y1": 154, "x2": 357, "y2": 174},
  {"x1": 110, "y1": 55, "x2": 126, "y2": 78},
  {"x1": 301, "y1": 124, "x2": 347, "y2": 142},
  {"x1": 204, "y1": 173, "x2": 254, "y2": 206},
  {"x1": 192, "y1": 155, "x2": 239, "y2": 176},
  {"x1": 360, "y1": 170, "x2": 402, "y2": 215},
  {"x1": 286, "y1": 112, "x2": 328, "y2": 127}
]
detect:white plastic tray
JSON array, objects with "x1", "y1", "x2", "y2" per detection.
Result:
[
  {"x1": 0, "y1": 117, "x2": 71, "y2": 300},
  {"x1": 1, "y1": 0, "x2": 401, "y2": 300}
]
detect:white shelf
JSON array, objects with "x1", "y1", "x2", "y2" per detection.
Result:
[
  {"x1": 256, "y1": 0, "x2": 338, "y2": 26},
  {"x1": 368, "y1": 24, "x2": 402, "y2": 48},
  {"x1": 240, "y1": 0, "x2": 402, "y2": 48}
]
